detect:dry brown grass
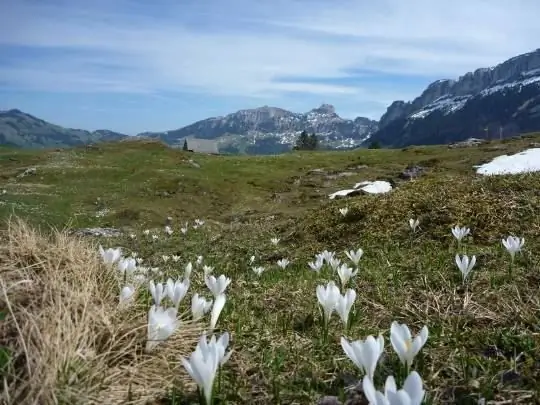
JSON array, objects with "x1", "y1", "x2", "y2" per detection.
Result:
[{"x1": 0, "y1": 218, "x2": 202, "y2": 405}]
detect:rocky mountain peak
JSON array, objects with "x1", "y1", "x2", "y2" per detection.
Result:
[{"x1": 309, "y1": 104, "x2": 336, "y2": 115}]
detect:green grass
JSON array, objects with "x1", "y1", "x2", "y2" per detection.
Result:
[{"x1": 2, "y1": 135, "x2": 540, "y2": 404}]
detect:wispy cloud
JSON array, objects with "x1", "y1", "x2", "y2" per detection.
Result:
[{"x1": 1, "y1": 0, "x2": 539, "y2": 132}]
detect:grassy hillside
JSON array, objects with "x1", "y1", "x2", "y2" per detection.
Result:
[{"x1": 1, "y1": 135, "x2": 540, "y2": 404}]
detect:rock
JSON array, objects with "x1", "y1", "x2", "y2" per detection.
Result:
[
  {"x1": 448, "y1": 137, "x2": 485, "y2": 148},
  {"x1": 318, "y1": 396, "x2": 342, "y2": 405},
  {"x1": 343, "y1": 380, "x2": 369, "y2": 405},
  {"x1": 188, "y1": 159, "x2": 200, "y2": 168},
  {"x1": 308, "y1": 168, "x2": 327, "y2": 174},
  {"x1": 346, "y1": 165, "x2": 368, "y2": 170},
  {"x1": 399, "y1": 165, "x2": 425, "y2": 180},
  {"x1": 69, "y1": 228, "x2": 123, "y2": 237},
  {"x1": 326, "y1": 172, "x2": 357, "y2": 180},
  {"x1": 17, "y1": 167, "x2": 37, "y2": 178}
]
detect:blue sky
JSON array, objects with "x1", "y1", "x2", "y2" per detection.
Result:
[{"x1": 1, "y1": 0, "x2": 540, "y2": 135}]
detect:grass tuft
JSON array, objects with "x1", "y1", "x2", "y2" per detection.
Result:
[{"x1": 0, "y1": 217, "x2": 202, "y2": 405}]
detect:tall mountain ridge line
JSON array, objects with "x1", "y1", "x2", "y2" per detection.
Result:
[{"x1": 2, "y1": 48, "x2": 540, "y2": 152}]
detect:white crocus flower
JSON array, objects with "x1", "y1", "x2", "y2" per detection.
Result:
[
  {"x1": 409, "y1": 218, "x2": 420, "y2": 232},
  {"x1": 270, "y1": 237, "x2": 280, "y2": 245},
  {"x1": 335, "y1": 289, "x2": 356, "y2": 326},
  {"x1": 164, "y1": 225, "x2": 173, "y2": 235},
  {"x1": 384, "y1": 371, "x2": 425, "y2": 405},
  {"x1": 277, "y1": 258, "x2": 290, "y2": 269},
  {"x1": 196, "y1": 255, "x2": 204, "y2": 266},
  {"x1": 502, "y1": 236, "x2": 524, "y2": 260},
  {"x1": 203, "y1": 265, "x2": 214, "y2": 278},
  {"x1": 180, "y1": 226, "x2": 188, "y2": 234},
  {"x1": 316, "y1": 281, "x2": 340, "y2": 326},
  {"x1": 363, "y1": 371, "x2": 425, "y2": 405},
  {"x1": 145, "y1": 305, "x2": 179, "y2": 352},
  {"x1": 99, "y1": 246, "x2": 122, "y2": 266},
  {"x1": 148, "y1": 280, "x2": 167, "y2": 306},
  {"x1": 210, "y1": 293, "x2": 226, "y2": 329},
  {"x1": 143, "y1": 229, "x2": 150, "y2": 235},
  {"x1": 162, "y1": 255, "x2": 170, "y2": 263},
  {"x1": 308, "y1": 257, "x2": 324, "y2": 272},
  {"x1": 337, "y1": 263, "x2": 358, "y2": 288},
  {"x1": 184, "y1": 262, "x2": 193, "y2": 280},
  {"x1": 345, "y1": 248, "x2": 364, "y2": 266},
  {"x1": 117, "y1": 257, "x2": 137, "y2": 276},
  {"x1": 249, "y1": 255, "x2": 256, "y2": 264},
  {"x1": 165, "y1": 278, "x2": 190, "y2": 308},
  {"x1": 199, "y1": 332, "x2": 233, "y2": 367},
  {"x1": 451, "y1": 225, "x2": 470, "y2": 242},
  {"x1": 455, "y1": 254, "x2": 476, "y2": 281},
  {"x1": 119, "y1": 285, "x2": 136, "y2": 307},
  {"x1": 172, "y1": 255, "x2": 181, "y2": 262},
  {"x1": 252, "y1": 266, "x2": 265, "y2": 276},
  {"x1": 390, "y1": 321, "x2": 429, "y2": 370},
  {"x1": 320, "y1": 250, "x2": 335, "y2": 263},
  {"x1": 339, "y1": 207, "x2": 349, "y2": 216},
  {"x1": 341, "y1": 334, "x2": 384, "y2": 380},
  {"x1": 205, "y1": 275, "x2": 231, "y2": 297},
  {"x1": 329, "y1": 257, "x2": 341, "y2": 271},
  {"x1": 151, "y1": 234, "x2": 159, "y2": 241},
  {"x1": 180, "y1": 339, "x2": 220, "y2": 405},
  {"x1": 191, "y1": 293, "x2": 213, "y2": 321}
]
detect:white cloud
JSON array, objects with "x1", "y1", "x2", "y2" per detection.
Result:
[{"x1": 1, "y1": 0, "x2": 540, "y2": 117}]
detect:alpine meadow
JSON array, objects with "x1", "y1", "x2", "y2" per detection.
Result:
[{"x1": 1, "y1": 133, "x2": 540, "y2": 405}]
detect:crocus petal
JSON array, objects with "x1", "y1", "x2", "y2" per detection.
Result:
[
  {"x1": 402, "y1": 371, "x2": 425, "y2": 405},
  {"x1": 210, "y1": 293, "x2": 226, "y2": 329}
]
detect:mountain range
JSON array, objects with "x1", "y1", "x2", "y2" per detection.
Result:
[
  {"x1": 2, "y1": 48, "x2": 540, "y2": 153},
  {"x1": 0, "y1": 109, "x2": 127, "y2": 148},
  {"x1": 139, "y1": 103, "x2": 377, "y2": 154}
]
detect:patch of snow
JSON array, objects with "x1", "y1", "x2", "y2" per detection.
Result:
[
  {"x1": 523, "y1": 68, "x2": 540, "y2": 77},
  {"x1": 409, "y1": 95, "x2": 471, "y2": 120},
  {"x1": 328, "y1": 180, "x2": 392, "y2": 199},
  {"x1": 475, "y1": 148, "x2": 540, "y2": 175},
  {"x1": 354, "y1": 180, "x2": 393, "y2": 194},
  {"x1": 480, "y1": 75, "x2": 540, "y2": 96},
  {"x1": 328, "y1": 189, "x2": 358, "y2": 199}
]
